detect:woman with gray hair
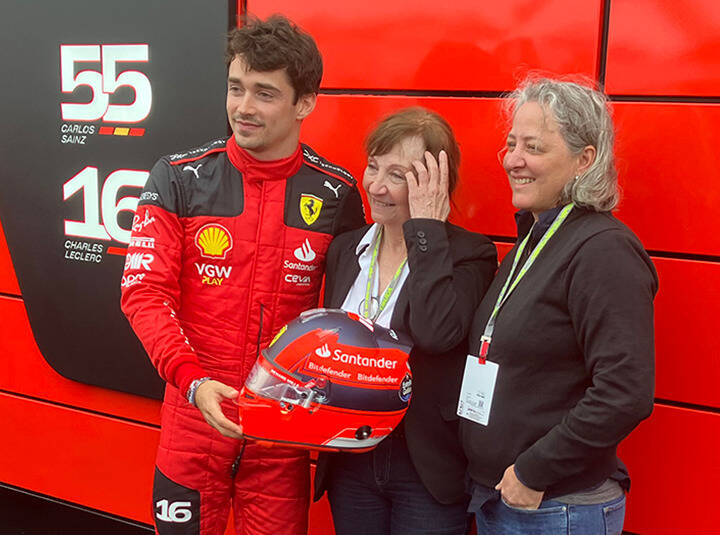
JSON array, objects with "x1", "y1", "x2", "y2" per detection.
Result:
[{"x1": 458, "y1": 77, "x2": 658, "y2": 534}]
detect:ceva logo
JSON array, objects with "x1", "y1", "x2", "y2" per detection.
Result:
[{"x1": 315, "y1": 344, "x2": 331, "y2": 358}]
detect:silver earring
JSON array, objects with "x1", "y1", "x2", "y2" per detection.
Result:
[{"x1": 574, "y1": 174, "x2": 580, "y2": 181}]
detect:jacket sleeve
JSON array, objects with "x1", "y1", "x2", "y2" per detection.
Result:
[
  {"x1": 120, "y1": 158, "x2": 209, "y2": 396},
  {"x1": 333, "y1": 184, "x2": 367, "y2": 236},
  {"x1": 321, "y1": 234, "x2": 342, "y2": 309},
  {"x1": 514, "y1": 228, "x2": 658, "y2": 490},
  {"x1": 402, "y1": 218, "x2": 498, "y2": 354},
  {"x1": 321, "y1": 228, "x2": 363, "y2": 309}
]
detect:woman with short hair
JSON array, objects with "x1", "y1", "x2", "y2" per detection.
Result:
[
  {"x1": 460, "y1": 78, "x2": 658, "y2": 534},
  {"x1": 314, "y1": 107, "x2": 498, "y2": 535}
]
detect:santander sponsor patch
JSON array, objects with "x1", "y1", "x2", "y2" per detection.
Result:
[
  {"x1": 294, "y1": 238, "x2": 316, "y2": 261},
  {"x1": 283, "y1": 260, "x2": 317, "y2": 272},
  {"x1": 284, "y1": 239, "x2": 319, "y2": 281},
  {"x1": 301, "y1": 343, "x2": 404, "y2": 387}
]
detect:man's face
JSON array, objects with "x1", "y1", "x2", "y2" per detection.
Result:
[{"x1": 226, "y1": 55, "x2": 316, "y2": 161}]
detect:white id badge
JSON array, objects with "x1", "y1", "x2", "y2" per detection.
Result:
[{"x1": 457, "y1": 355, "x2": 499, "y2": 426}]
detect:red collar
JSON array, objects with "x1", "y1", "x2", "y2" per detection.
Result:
[{"x1": 225, "y1": 136, "x2": 303, "y2": 181}]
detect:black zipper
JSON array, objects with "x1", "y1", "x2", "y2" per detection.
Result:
[{"x1": 230, "y1": 439, "x2": 247, "y2": 478}]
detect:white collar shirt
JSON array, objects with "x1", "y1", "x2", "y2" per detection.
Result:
[{"x1": 340, "y1": 223, "x2": 410, "y2": 329}]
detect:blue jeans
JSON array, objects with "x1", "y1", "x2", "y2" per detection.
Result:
[
  {"x1": 471, "y1": 494, "x2": 626, "y2": 535},
  {"x1": 326, "y1": 433, "x2": 470, "y2": 535}
]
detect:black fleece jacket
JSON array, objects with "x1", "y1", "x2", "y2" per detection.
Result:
[{"x1": 460, "y1": 207, "x2": 658, "y2": 498}]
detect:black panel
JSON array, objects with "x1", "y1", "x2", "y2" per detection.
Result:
[
  {"x1": 0, "y1": 483, "x2": 152, "y2": 534},
  {"x1": 0, "y1": 1, "x2": 229, "y2": 398},
  {"x1": 285, "y1": 147, "x2": 358, "y2": 235},
  {"x1": 138, "y1": 144, "x2": 247, "y2": 219},
  {"x1": 153, "y1": 468, "x2": 201, "y2": 535}
]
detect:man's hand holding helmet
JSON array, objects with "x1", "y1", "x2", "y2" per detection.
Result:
[{"x1": 195, "y1": 380, "x2": 244, "y2": 439}]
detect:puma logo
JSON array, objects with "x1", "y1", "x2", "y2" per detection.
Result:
[
  {"x1": 323, "y1": 180, "x2": 341, "y2": 198},
  {"x1": 183, "y1": 164, "x2": 202, "y2": 179}
]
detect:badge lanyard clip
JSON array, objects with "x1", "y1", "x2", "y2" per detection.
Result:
[{"x1": 478, "y1": 336, "x2": 491, "y2": 364}]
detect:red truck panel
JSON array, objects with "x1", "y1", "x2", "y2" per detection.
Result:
[
  {"x1": 613, "y1": 102, "x2": 720, "y2": 256},
  {"x1": 606, "y1": 0, "x2": 720, "y2": 96},
  {"x1": 0, "y1": 296, "x2": 161, "y2": 425},
  {"x1": 654, "y1": 258, "x2": 720, "y2": 408},
  {"x1": 619, "y1": 403, "x2": 720, "y2": 535},
  {"x1": 495, "y1": 242, "x2": 513, "y2": 263},
  {"x1": 0, "y1": 391, "x2": 158, "y2": 524},
  {"x1": 249, "y1": 0, "x2": 601, "y2": 91},
  {"x1": 0, "y1": 219, "x2": 20, "y2": 296}
]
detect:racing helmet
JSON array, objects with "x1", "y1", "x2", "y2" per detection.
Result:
[{"x1": 239, "y1": 308, "x2": 412, "y2": 451}]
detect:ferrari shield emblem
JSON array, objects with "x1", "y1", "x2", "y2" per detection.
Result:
[{"x1": 300, "y1": 194, "x2": 323, "y2": 225}]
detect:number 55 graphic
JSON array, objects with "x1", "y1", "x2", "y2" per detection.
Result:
[{"x1": 60, "y1": 44, "x2": 152, "y2": 123}]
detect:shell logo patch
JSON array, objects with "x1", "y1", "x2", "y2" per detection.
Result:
[
  {"x1": 300, "y1": 194, "x2": 323, "y2": 225},
  {"x1": 195, "y1": 224, "x2": 233, "y2": 259}
]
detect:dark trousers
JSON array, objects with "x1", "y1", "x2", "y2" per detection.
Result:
[{"x1": 326, "y1": 433, "x2": 470, "y2": 535}]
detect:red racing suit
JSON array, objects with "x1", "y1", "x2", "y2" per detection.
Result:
[{"x1": 121, "y1": 136, "x2": 365, "y2": 535}]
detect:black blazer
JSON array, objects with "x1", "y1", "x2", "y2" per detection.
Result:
[{"x1": 314, "y1": 218, "x2": 497, "y2": 505}]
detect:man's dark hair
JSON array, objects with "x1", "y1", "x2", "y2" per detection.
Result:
[{"x1": 226, "y1": 15, "x2": 323, "y2": 103}]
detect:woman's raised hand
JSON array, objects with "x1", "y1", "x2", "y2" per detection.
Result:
[{"x1": 406, "y1": 150, "x2": 450, "y2": 221}]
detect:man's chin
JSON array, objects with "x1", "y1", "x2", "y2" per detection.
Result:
[{"x1": 233, "y1": 134, "x2": 262, "y2": 150}]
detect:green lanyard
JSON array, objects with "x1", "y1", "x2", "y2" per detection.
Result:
[
  {"x1": 363, "y1": 227, "x2": 408, "y2": 321},
  {"x1": 479, "y1": 203, "x2": 574, "y2": 358}
]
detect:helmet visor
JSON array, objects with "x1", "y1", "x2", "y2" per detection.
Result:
[{"x1": 245, "y1": 358, "x2": 325, "y2": 409}]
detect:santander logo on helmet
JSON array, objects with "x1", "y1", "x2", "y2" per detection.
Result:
[
  {"x1": 313, "y1": 344, "x2": 398, "y2": 369},
  {"x1": 329, "y1": 348, "x2": 398, "y2": 369}
]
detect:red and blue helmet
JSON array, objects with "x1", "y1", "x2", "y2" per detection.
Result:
[{"x1": 239, "y1": 308, "x2": 412, "y2": 451}]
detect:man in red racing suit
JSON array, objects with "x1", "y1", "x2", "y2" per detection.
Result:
[{"x1": 121, "y1": 16, "x2": 365, "y2": 535}]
